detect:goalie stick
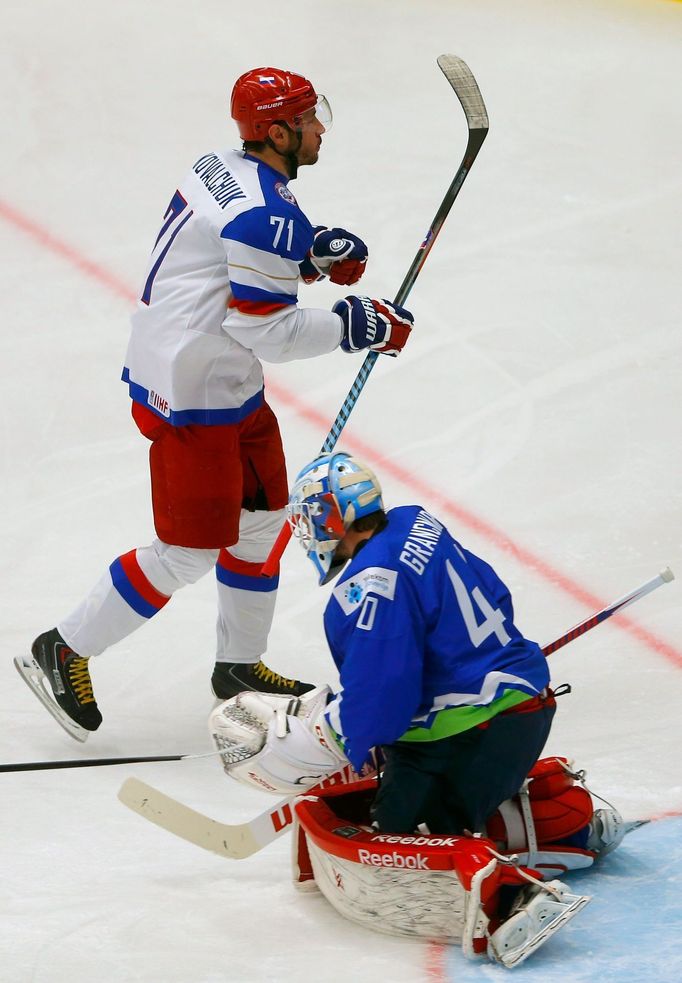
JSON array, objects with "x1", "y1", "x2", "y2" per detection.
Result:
[
  {"x1": 260, "y1": 54, "x2": 489, "y2": 577},
  {"x1": 117, "y1": 567, "x2": 674, "y2": 860},
  {"x1": 119, "y1": 764, "x2": 367, "y2": 860}
]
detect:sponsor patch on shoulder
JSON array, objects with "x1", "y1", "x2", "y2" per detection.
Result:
[
  {"x1": 275, "y1": 182, "x2": 297, "y2": 205},
  {"x1": 332, "y1": 567, "x2": 398, "y2": 615}
]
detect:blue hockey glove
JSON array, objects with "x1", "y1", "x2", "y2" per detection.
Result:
[
  {"x1": 333, "y1": 296, "x2": 413, "y2": 356},
  {"x1": 300, "y1": 227, "x2": 368, "y2": 285}
]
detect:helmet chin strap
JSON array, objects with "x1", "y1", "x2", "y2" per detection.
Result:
[{"x1": 266, "y1": 122, "x2": 303, "y2": 179}]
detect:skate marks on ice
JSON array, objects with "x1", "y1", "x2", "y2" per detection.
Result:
[{"x1": 441, "y1": 815, "x2": 682, "y2": 982}]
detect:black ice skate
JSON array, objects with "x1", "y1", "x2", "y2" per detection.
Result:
[
  {"x1": 14, "y1": 628, "x2": 102, "y2": 743},
  {"x1": 211, "y1": 660, "x2": 315, "y2": 701}
]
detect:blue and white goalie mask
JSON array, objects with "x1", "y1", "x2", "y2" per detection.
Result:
[{"x1": 286, "y1": 452, "x2": 384, "y2": 585}]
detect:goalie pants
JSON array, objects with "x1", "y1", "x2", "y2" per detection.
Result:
[
  {"x1": 57, "y1": 400, "x2": 287, "y2": 664},
  {"x1": 372, "y1": 693, "x2": 556, "y2": 835}
]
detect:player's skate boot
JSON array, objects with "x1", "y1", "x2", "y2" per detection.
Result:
[
  {"x1": 15, "y1": 628, "x2": 102, "y2": 739},
  {"x1": 211, "y1": 660, "x2": 315, "y2": 700},
  {"x1": 488, "y1": 879, "x2": 591, "y2": 968}
]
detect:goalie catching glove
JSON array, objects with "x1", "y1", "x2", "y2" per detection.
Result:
[
  {"x1": 209, "y1": 686, "x2": 353, "y2": 794},
  {"x1": 334, "y1": 295, "x2": 413, "y2": 355},
  {"x1": 299, "y1": 226, "x2": 368, "y2": 285}
]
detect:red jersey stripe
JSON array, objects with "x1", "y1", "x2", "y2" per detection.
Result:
[
  {"x1": 217, "y1": 549, "x2": 264, "y2": 578},
  {"x1": 228, "y1": 297, "x2": 289, "y2": 316},
  {"x1": 118, "y1": 549, "x2": 171, "y2": 610}
]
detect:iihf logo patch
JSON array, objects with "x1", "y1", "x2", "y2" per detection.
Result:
[{"x1": 275, "y1": 182, "x2": 297, "y2": 205}]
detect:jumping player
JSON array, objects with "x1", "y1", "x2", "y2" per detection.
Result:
[{"x1": 17, "y1": 71, "x2": 413, "y2": 741}]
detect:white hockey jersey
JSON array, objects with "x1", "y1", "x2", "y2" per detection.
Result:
[{"x1": 123, "y1": 150, "x2": 343, "y2": 425}]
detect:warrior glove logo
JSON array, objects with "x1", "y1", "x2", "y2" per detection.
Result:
[{"x1": 359, "y1": 296, "x2": 378, "y2": 342}]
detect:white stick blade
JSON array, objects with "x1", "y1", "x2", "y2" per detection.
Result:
[{"x1": 437, "y1": 54, "x2": 489, "y2": 130}]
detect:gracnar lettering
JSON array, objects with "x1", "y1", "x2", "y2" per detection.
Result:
[{"x1": 399, "y1": 509, "x2": 443, "y2": 576}]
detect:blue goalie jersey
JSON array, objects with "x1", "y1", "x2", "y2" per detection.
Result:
[{"x1": 323, "y1": 506, "x2": 550, "y2": 772}]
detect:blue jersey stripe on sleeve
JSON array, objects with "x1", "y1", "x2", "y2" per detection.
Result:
[{"x1": 229, "y1": 281, "x2": 298, "y2": 305}]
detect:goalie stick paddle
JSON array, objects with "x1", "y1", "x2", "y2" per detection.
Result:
[
  {"x1": 118, "y1": 764, "x2": 369, "y2": 860},
  {"x1": 118, "y1": 779, "x2": 294, "y2": 860},
  {"x1": 260, "y1": 54, "x2": 489, "y2": 578},
  {"x1": 116, "y1": 568, "x2": 674, "y2": 861}
]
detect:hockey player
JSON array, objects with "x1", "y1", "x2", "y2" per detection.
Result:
[
  {"x1": 209, "y1": 452, "x2": 623, "y2": 966},
  {"x1": 213, "y1": 451, "x2": 555, "y2": 833},
  {"x1": 16, "y1": 70, "x2": 413, "y2": 741}
]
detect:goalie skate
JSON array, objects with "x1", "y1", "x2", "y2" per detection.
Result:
[{"x1": 488, "y1": 881, "x2": 591, "y2": 968}]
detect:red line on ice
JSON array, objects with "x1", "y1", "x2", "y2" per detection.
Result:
[
  {"x1": 2, "y1": 199, "x2": 680, "y2": 670},
  {"x1": 0, "y1": 198, "x2": 137, "y2": 303}
]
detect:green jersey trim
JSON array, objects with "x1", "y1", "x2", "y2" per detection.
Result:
[{"x1": 399, "y1": 689, "x2": 534, "y2": 743}]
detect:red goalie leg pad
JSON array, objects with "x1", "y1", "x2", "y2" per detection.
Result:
[
  {"x1": 527, "y1": 756, "x2": 575, "y2": 799},
  {"x1": 529, "y1": 787, "x2": 593, "y2": 843},
  {"x1": 487, "y1": 756, "x2": 594, "y2": 846}
]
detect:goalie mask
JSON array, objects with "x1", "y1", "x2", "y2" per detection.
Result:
[{"x1": 287, "y1": 452, "x2": 383, "y2": 585}]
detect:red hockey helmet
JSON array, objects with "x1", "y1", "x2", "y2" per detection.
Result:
[{"x1": 231, "y1": 67, "x2": 331, "y2": 141}]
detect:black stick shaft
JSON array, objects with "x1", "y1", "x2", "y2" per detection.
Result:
[{"x1": 0, "y1": 754, "x2": 185, "y2": 773}]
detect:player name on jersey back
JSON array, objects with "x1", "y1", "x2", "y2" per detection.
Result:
[{"x1": 193, "y1": 153, "x2": 250, "y2": 209}]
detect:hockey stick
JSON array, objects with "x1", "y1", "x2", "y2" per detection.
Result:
[
  {"x1": 117, "y1": 568, "x2": 674, "y2": 860},
  {"x1": 11, "y1": 571, "x2": 672, "y2": 778},
  {"x1": 541, "y1": 567, "x2": 674, "y2": 656},
  {"x1": 260, "y1": 54, "x2": 489, "y2": 577},
  {"x1": 118, "y1": 764, "x2": 366, "y2": 860},
  {"x1": 0, "y1": 749, "x2": 225, "y2": 774}
]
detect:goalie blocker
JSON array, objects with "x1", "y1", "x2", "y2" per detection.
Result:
[{"x1": 291, "y1": 759, "x2": 623, "y2": 968}]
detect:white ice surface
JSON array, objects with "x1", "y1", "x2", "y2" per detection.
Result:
[{"x1": 1, "y1": 1, "x2": 681, "y2": 980}]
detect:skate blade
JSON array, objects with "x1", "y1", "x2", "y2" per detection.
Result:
[
  {"x1": 499, "y1": 892, "x2": 592, "y2": 968},
  {"x1": 14, "y1": 655, "x2": 90, "y2": 744}
]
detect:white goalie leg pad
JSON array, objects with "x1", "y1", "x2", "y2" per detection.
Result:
[{"x1": 460, "y1": 858, "x2": 497, "y2": 960}]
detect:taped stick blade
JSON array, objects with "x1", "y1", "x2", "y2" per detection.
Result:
[{"x1": 437, "y1": 54, "x2": 489, "y2": 130}]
